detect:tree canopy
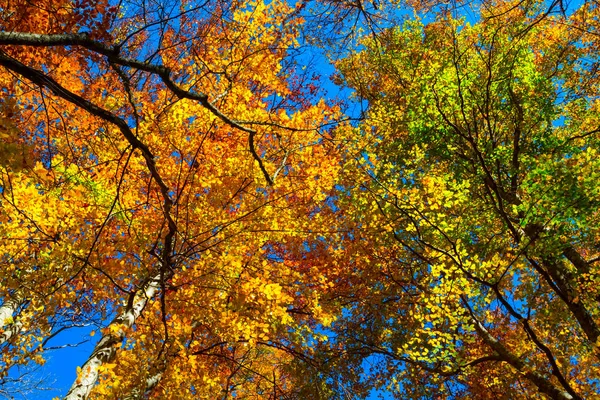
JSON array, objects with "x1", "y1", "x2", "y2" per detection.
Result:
[{"x1": 0, "y1": 0, "x2": 599, "y2": 398}]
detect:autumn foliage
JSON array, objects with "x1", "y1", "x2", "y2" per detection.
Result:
[{"x1": 0, "y1": 0, "x2": 599, "y2": 398}]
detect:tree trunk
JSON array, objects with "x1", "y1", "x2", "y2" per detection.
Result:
[
  {"x1": 64, "y1": 275, "x2": 161, "y2": 400},
  {"x1": 0, "y1": 292, "x2": 24, "y2": 345},
  {"x1": 123, "y1": 371, "x2": 163, "y2": 399},
  {"x1": 467, "y1": 303, "x2": 580, "y2": 400}
]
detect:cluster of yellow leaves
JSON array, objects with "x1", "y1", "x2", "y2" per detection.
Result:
[
  {"x1": 0, "y1": 1, "x2": 425, "y2": 399},
  {"x1": 0, "y1": 0, "x2": 351, "y2": 397}
]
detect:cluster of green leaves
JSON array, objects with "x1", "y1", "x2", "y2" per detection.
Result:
[{"x1": 332, "y1": 1, "x2": 600, "y2": 398}]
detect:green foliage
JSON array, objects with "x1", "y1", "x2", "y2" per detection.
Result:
[{"x1": 334, "y1": 1, "x2": 600, "y2": 398}]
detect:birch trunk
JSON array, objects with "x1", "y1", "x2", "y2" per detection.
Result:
[
  {"x1": 0, "y1": 292, "x2": 24, "y2": 345},
  {"x1": 123, "y1": 371, "x2": 163, "y2": 399},
  {"x1": 64, "y1": 275, "x2": 161, "y2": 400}
]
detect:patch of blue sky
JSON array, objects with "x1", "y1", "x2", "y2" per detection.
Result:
[{"x1": 4, "y1": 296, "x2": 121, "y2": 399}]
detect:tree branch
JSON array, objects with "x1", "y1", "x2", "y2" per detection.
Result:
[
  {"x1": 462, "y1": 297, "x2": 578, "y2": 400},
  {"x1": 0, "y1": 31, "x2": 275, "y2": 185}
]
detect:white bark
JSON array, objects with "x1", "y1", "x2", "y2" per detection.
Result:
[
  {"x1": 64, "y1": 275, "x2": 161, "y2": 400},
  {"x1": 123, "y1": 371, "x2": 163, "y2": 399},
  {"x1": 144, "y1": 372, "x2": 163, "y2": 393},
  {"x1": 0, "y1": 292, "x2": 24, "y2": 345}
]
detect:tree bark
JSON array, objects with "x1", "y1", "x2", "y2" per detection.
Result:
[
  {"x1": 0, "y1": 292, "x2": 24, "y2": 345},
  {"x1": 465, "y1": 300, "x2": 580, "y2": 400},
  {"x1": 521, "y1": 226, "x2": 600, "y2": 346},
  {"x1": 64, "y1": 275, "x2": 161, "y2": 400},
  {"x1": 123, "y1": 371, "x2": 163, "y2": 399},
  {"x1": 539, "y1": 256, "x2": 600, "y2": 345}
]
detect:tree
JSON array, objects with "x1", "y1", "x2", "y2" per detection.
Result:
[
  {"x1": 0, "y1": 0, "x2": 347, "y2": 397},
  {"x1": 333, "y1": 0, "x2": 600, "y2": 398},
  {"x1": 3, "y1": 0, "x2": 600, "y2": 398}
]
